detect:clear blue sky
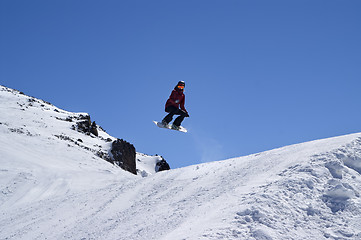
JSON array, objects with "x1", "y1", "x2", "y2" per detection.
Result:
[{"x1": 1, "y1": 0, "x2": 361, "y2": 168}]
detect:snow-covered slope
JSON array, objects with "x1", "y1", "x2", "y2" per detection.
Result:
[
  {"x1": 1, "y1": 85, "x2": 361, "y2": 239},
  {"x1": 0, "y1": 85, "x2": 163, "y2": 176}
]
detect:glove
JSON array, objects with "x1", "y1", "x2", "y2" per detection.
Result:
[{"x1": 185, "y1": 112, "x2": 190, "y2": 117}]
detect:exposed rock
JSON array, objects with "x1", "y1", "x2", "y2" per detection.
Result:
[
  {"x1": 76, "y1": 115, "x2": 91, "y2": 133},
  {"x1": 156, "y1": 157, "x2": 170, "y2": 172},
  {"x1": 111, "y1": 139, "x2": 137, "y2": 175},
  {"x1": 90, "y1": 121, "x2": 98, "y2": 136},
  {"x1": 74, "y1": 115, "x2": 98, "y2": 137}
]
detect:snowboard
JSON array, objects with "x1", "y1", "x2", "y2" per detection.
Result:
[{"x1": 153, "y1": 121, "x2": 187, "y2": 133}]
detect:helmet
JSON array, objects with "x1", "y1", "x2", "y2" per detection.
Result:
[{"x1": 177, "y1": 80, "x2": 185, "y2": 86}]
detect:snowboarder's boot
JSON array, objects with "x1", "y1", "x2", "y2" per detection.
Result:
[
  {"x1": 171, "y1": 124, "x2": 180, "y2": 130},
  {"x1": 161, "y1": 119, "x2": 169, "y2": 127}
]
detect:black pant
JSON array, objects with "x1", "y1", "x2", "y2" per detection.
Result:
[{"x1": 163, "y1": 106, "x2": 187, "y2": 126}]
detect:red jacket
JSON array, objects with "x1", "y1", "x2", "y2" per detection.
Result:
[{"x1": 165, "y1": 88, "x2": 187, "y2": 113}]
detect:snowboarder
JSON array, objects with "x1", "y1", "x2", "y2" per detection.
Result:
[{"x1": 161, "y1": 81, "x2": 189, "y2": 130}]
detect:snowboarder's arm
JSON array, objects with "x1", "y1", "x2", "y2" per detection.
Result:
[{"x1": 180, "y1": 96, "x2": 188, "y2": 114}]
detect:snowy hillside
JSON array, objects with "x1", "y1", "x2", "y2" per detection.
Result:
[
  {"x1": 1, "y1": 85, "x2": 361, "y2": 239},
  {"x1": 0, "y1": 85, "x2": 165, "y2": 176}
]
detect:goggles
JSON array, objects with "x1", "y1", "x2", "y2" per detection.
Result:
[{"x1": 178, "y1": 85, "x2": 185, "y2": 89}]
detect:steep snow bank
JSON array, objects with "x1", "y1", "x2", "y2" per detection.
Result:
[{"x1": 0, "y1": 85, "x2": 164, "y2": 175}]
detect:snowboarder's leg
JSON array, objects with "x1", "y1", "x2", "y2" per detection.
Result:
[
  {"x1": 162, "y1": 106, "x2": 178, "y2": 125},
  {"x1": 173, "y1": 110, "x2": 187, "y2": 127},
  {"x1": 162, "y1": 113, "x2": 173, "y2": 125}
]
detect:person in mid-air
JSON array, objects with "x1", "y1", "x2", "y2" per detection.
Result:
[{"x1": 162, "y1": 81, "x2": 189, "y2": 130}]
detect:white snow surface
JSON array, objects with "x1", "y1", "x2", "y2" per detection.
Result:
[{"x1": 1, "y1": 85, "x2": 361, "y2": 240}]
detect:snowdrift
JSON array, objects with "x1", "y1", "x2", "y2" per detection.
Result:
[{"x1": 1, "y1": 85, "x2": 361, "y2": 240}]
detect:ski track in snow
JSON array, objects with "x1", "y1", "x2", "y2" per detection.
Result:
[{"x1": 1, "y1": 85, "x2": 361, "y2": 240}]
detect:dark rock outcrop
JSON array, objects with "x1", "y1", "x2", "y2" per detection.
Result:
[
  {"x1": 90, "y1": 121, "x2": 98, "y2": 136},
  {"x1": 156, "y1": 157, "x2": 170, "y2": 172},
  {"x1": 74, "y1": 115, "x2": 98, "y2": 137},
  {"x1": 111, "y1": 139, "x2": 137, "y2": 175}
]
